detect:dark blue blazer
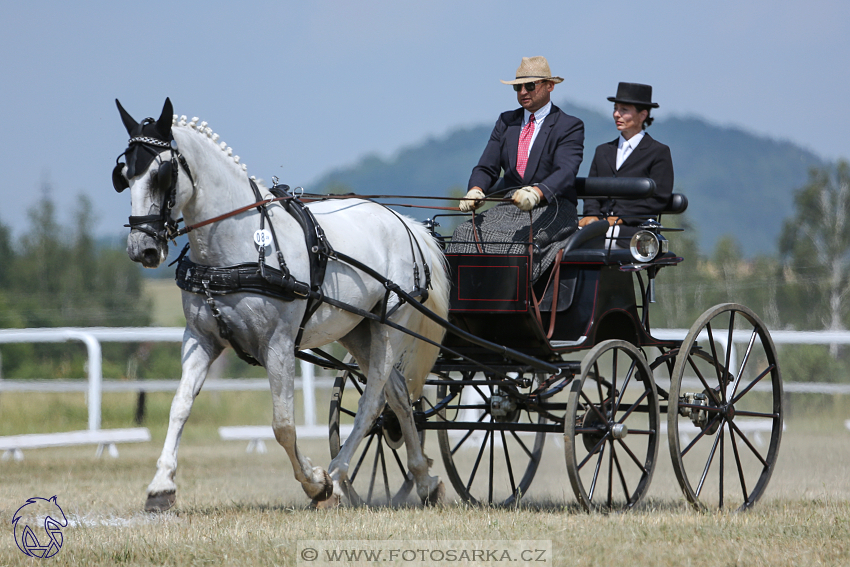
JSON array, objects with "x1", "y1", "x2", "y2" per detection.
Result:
[{"x1": 468, "y1": 104, "x2": 584, "y2": 206}]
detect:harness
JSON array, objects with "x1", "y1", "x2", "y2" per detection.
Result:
[{"x1": 116, "y1": 131, "x2": 434, "y2": 367}]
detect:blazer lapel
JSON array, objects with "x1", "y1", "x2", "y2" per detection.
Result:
[
  {"x1": 603, "y1": 139, "x2": 618, "y2": 174},
  {"x1": 505, "y1": 110, "x2": 523, "y2": 175}
]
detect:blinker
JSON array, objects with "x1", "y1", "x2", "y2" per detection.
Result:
[{"x1": 113, "y1": 162, "x2": 129, "y2": 192}]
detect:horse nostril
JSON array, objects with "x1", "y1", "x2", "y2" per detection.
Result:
[{"x1": 142, "y1": 249, "x2": 160, "y2": 266}]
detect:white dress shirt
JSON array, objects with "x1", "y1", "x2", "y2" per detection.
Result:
[
  {"x1": 616, "y1": 130, "x2": 645, "y2": 170},
  {"x1": 521, "y1": 101, "x2": 552, "y2": 159}
]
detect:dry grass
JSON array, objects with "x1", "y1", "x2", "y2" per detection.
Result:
[{"x1": 1, "y1": 425, "x2": 849, "y2": 566}]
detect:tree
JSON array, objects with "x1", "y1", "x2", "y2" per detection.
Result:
[{"x1": 779, "y1": 161, "x2": 850, "y2": 347}]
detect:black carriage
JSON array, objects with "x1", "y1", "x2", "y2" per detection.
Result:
[{"x1": 329, "y1": 178, "x2": 783, "y2": 512}]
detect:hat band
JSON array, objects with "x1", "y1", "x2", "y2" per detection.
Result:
[{"x1": 516, "y1": 75, "x2": 549, "y2": 80}]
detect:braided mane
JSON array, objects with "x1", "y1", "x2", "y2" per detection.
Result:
[{"x1": 172, "y1": 114, "x2": 252, "y2": 177}]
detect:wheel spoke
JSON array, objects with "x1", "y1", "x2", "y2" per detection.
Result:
[
  {"x1": 509, "y1": 429, "x2": 535, "y2": 459},
  {"x1": 687, "y1": 354, "x2": 723, "y2": 406},
  {"x1": 349, "y1": 432, "x2": 376, "y2": 483},
  {"x1": 501, "y1": 430, "x2": 517, "y2": 497},
  {"x1": 580, "y1": 389, "x2": 609, "y2": 424},
  {"x1": 489, "y1": 425, "x2": 495, "y2": 504},
  {"x1": 730, "y1": 328, "x2": 758, "y2": 398},
  {"x1": 366, "y1": 435, "x2": 382, "y2": 503},
  {"x1": 577, "y1": 432, "x2": 610, "y2": 471},
  {"x1": 588, "y1": 442, "x2": 606, "y2": 501},
  {"x1": 731, "y1": 365, "x2": 776, "y2": 405},
  {"x1": 727, "y1": 420, "x2": 769, "y2": 467},
  {"x1": 613, "y1": 359, "x2": 638, "y2": 418},
  {"x1": 615, "y1": 437, "x2": 649, "y2": 475},
  {"x1": 466, "y1": 429, "x2": 491, "y2": 493},
  {"x1": 379, "y1": 440, "x2": 391, "y2": 504},
  {"x1": 612, "y1": 444, "x2": 631, "y2": 504},
  {"x1": 391, "y1": 447, "x2": 408, "y2": 477},
  {"x1": 681, "y1": 413, "x2": 722, "y2": 457},
  {"x1": 696, "y1": 421, "x2": 724, "y2": 497},
  {"x1": 607, "y1": 439, "x2": 614, "y2": 508},
  {"x1": 451, "y1": 412, "x2": 488, "y2": 455},
  {"x1": 723, "y1": 312, "x2": 736, "y2": 402},
  {"x1": 617, "y1": 388, "x2": 650, "y2": 423},
  {"x1": 719, "y1": 425, "x2": 725, "y2": 509},
  {"x1": 729, "y1": 427, "x2": 749, "y2": 504}
]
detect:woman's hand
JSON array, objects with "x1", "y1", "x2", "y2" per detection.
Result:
[{"x1": 578, "y1": 216, "x2": 599, "y2": 227}]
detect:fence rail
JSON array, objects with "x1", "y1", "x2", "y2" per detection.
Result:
[{"x1": 2, "y1": 326, "x2": 849, "y2": 439}]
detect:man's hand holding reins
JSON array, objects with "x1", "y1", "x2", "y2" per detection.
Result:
[
  {"x1": 512, "y1": 186, "x2": 542, "y2": 211},
  {"x1": 459, "y1": 188, "x2": 485, "y2": 212}
]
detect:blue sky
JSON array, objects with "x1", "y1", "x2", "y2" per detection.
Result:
[{"x1": 1, "y1": 0, "x2": 846, "y2": 238}]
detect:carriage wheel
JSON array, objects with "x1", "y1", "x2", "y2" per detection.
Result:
[
  {"x1": 668, "y1": 303, "x2": 783, "y2": 511},
  {"x1": 436, "y1": 372, "x2": 546, "y2": 506},
  {"x1": 565, "y1": 340, "x2": 660, "y2": 512},
  {"x1": 329, "y1": 365, "x2": 425, "y2": 507}
]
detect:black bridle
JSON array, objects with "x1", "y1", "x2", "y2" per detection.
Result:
[{"x1": 113, "y1": 125, "x2": 194, "y2": 244}]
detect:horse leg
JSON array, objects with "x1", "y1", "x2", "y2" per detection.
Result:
[
  {"x1": 145, "y1": 334, "x2": 221, "y2": 511},
  {"x1": 384, "y1": 367, "x2": 444, "y2": 505},
  {"x1": 265, "y1": 347, "x2": 338, "y2": 505},
  {"x1": 327, "y1": 324, "x2": 398, "y2": 500}
]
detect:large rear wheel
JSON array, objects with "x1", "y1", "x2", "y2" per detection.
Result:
[{"x1": 668, "y1": 303, "x2": 783, "y2": 511}]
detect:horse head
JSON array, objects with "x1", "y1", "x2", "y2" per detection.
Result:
[{"x1": 113, "y1": 97, "x2": 181, "y2": 268}]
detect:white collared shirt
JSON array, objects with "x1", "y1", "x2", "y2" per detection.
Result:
[
  {"x1": 616, "y1": 130, "x2": 645, "y2": 169},
  {"x1": 521, "y1": 101, "x2": 552, "y2": 158}
]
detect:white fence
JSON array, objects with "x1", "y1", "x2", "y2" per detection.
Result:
[{"x1": 1, "y1": 327, "x2": 849, "y2": 457}]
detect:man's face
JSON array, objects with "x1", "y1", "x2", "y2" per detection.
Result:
[{"x1": 516, "y1": 80, "x2": 554, "y2": 113}]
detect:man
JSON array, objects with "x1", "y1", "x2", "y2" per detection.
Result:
[{"x1": 449, "y1": 56, "x2": 584, "y2": 281}]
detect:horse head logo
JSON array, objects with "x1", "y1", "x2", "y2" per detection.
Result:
[{"x1": 12, "y1": 496, "x2": 68, "y2": 558}]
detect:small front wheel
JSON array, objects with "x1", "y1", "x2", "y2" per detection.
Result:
[{"x1": 565, "y1": 340, "x2": 660, "y2": 512}]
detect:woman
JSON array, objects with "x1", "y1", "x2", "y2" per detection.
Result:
[{"x1": 580, "y1": 82, "x2": 673, "y2": 246}]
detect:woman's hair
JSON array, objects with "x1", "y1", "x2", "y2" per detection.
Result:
[{"x1": 635, "y1": 105, "x2": 654, "y2": 129}]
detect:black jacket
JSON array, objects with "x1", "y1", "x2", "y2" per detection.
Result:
[{"x1": 583, "y1": 133, "x2": 673, "y2": 223}]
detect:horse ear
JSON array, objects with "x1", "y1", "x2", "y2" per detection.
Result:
[
  {"x1": 156, "y1": 97, "x2": 173, "y2": 138},
  {"x1": 115, "y1": 99, "x2": 138, "y2": 135}
]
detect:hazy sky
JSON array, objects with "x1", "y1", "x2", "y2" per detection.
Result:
[{"x1": 1, "y1": 0, "x2": 846, "y2": 238}]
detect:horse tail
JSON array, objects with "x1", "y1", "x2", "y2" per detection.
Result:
[{"x1": 397, "y1": 223, "x2": 450, "y2": 401}]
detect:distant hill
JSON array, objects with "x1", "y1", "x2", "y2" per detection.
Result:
[{"x1": 309, "y1": 101, "x2": 824, "y2": 256}]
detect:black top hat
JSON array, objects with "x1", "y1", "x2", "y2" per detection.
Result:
[{"x1": 607, "y1": 82, "x2": 659, "y2": 108}]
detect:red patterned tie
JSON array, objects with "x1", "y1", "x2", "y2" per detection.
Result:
[{"x1": 516, "y1": 114, "x2": 535, "y2": 178}]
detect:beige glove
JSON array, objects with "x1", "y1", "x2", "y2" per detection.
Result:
[
  {"x1": 512, "y1": 186, "x2": 541, "y2": 211},
  {"x1": 458, "y1": 188, "x2": 485, "y2": 212}
]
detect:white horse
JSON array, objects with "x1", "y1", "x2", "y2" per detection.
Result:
[{"x1": 113, "y1": 98, "x2": 449, "y2": 510}]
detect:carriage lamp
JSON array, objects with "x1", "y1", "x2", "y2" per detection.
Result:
[{"x1": 630, "y1": 230, "x2": 661, "y2": 262}]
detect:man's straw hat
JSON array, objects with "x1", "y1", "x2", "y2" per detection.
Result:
[{"x1": 500, "y1": 56, "x2": 564, "y2": 85}]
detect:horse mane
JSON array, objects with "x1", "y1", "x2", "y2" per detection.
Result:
[{"x1": 172, "y1": 114, "x2": 267, "y2": 189}]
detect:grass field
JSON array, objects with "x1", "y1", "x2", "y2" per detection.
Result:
[{"x1": 1, "y1": 388, "x2": 848, "y2": 566}]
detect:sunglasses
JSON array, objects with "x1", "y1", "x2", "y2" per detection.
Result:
[{"x1": 512, "y1": 80, "x2": 544, "y2": 92}]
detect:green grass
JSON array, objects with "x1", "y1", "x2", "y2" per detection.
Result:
[{"x1": 1, "y1": 390, "x2": 848, "y2": 566}]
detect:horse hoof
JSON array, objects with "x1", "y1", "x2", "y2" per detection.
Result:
[
  {"x1": 145, "y1": 490, "x2": 176, "y2": 512},
  {"x1": 310, "y1": 493, "x2": 341, "y2": 510},
  {"x1": 422, "y1": 481, "x2": 445, "y2": 507},
  {"x1": 312, "y1": 470, "x2": 335, "y2": 502}
]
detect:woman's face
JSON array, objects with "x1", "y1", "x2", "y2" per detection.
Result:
[{"x1": 613, "y1": 103, "x2": 647, "y2": 139}]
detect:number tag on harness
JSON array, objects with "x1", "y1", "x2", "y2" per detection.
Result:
[{"x1": 253, "y1": 229, "x2": 273, "y2": 249}]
